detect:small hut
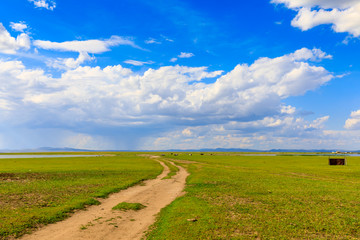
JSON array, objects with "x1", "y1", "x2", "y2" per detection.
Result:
[{"x1": 329, "y1": 157, "x2": 346, "y2": 165}]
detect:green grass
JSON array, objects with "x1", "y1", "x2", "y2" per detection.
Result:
[
  {"x1": 0, "y1": 153, "x2": 162, "y2": 239},
  {"x1": 147, "y1": 153, "x2": 360, "y2": 239},
  {"x1": 160, "y1": 159, "x2": 179, "y2": 180},
  {"x1": 112, "y1": 202, "x2": 146, "y2": 211}
]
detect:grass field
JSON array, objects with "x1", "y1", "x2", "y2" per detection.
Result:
[
  {"x1": 147, "y1": 153, "x2": 360, "y2": 239},
  {"x1": 0, "y1": 153, "x2": 162, "y2": 239},
  {"x1": 3, "y1": 152, "x2": 360, "y2": 239}
]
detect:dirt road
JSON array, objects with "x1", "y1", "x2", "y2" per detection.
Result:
[{"x1": 21, "y1": 158, "x2": 188, "y2": 240}]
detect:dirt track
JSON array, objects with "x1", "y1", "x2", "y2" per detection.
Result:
[{"x1": 21, "y1": 158, "x2": 188, "y2": 240}]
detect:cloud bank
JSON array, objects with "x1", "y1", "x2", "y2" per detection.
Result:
[{"x1": 0, "y1": 47, "x2": 335, "y2": 149}]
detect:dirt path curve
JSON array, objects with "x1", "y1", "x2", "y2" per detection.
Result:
[{"x1": 21, "y1": 157, "x2": 188, "y2": 240}]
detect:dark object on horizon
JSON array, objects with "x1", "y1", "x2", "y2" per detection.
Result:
[
  {"x1": 200, "y1": 153, "x2": 204, "y2": 155},
  {"x1": 329, "y1": 157, "x2": 346, "y2": 165}
]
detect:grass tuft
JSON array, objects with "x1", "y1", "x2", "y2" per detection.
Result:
[{"x1": 112, "y1": 202, "x2": 146, "y2": 211}]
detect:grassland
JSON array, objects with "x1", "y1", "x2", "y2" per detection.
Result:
[
  {"x1": 0, "y1": 153, "x2": 162, "y2": 239},
  {"x1": 147, "y1": 153, "x2": 360, "y2": 239},
  {"x1": 3, "y1": 152, "x2": 360, "y2": 239}
]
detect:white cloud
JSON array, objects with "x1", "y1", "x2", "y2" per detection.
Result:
[
  {"x1": 10, "y1": 22, "x2": 28, "y2": 32},
  {"x1": 178, "y1": 52, "x2": 194, "y2": 58},
  {"x1": 145, "y1": 38, "x2": 160, "y2": 44},
  {"x1": 47, "y1": 52, "x2": 95, "y2": 70},
  {"x1": 272, "y1": 0, "x2": 360, "y2": 37},
  {"x1": 0, "y1": 60, "x2": 50, "y2": 113},
  {"x1": 182, "y1": 128, "x2": 193, "y2": 137},
  {"x1": 271, "y1": 0, "x2": 358, "y2": 9},
  {"x1": 2, "y1": 48, "x2": 332, "y2": 122},
  {"x1": 0, "y1": 23, "x2": 30, "y2": 54},
  {"x1": 34, "y1": 36, "x2": 140, "y2": 69},
  {"x1": 291, "y1": 48, "x2": 332, "y2": 61},
  {"x1": 123, "y1": 60, "x2": 154, "y2": 66},
  {"x1": 33, "y1": 36, "x2": 139, "y2": 54},
  {"x1": 161, "y1": 35, "x2": 174, "y2": 42},
  {"x1": 344, "y1": 110, "x2": 360, "y2": 129},
  {"x1": 28, "y1": 0, "x2": 56, "y2": 11},
  {"x1": 144, "y1": 115, "x2": 331, "y2": 150},
  {"x1": 0, "y1": 48, "x2": 335, "y2": 149},
  {"x1": 281, "y1": 105, "x2": 296, "y2": 114},
  {"x1": 62, "y1": 133, "x2": 112, "y2": 150},
  {"x1": 170, "y1": 52, "x2": 194, "y2": 63},
  {"x1": 307, "y1": 116, "x2": 329, "y2": 129}
]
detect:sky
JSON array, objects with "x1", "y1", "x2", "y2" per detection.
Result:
[{"x1": 0, "y1": 0, "x2": 360, "y2": 150}]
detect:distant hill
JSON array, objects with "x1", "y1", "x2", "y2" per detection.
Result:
[
  {"x1": 165, "y1": 148, "x2": 261, "y2": 152},
  {"x1": 167, "y1": 148, "x2": 359, "y2": 153}
]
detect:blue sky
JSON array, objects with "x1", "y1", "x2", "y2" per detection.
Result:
[{"x1": 0, "y1": 0, "x2": 360, "y2": 150}]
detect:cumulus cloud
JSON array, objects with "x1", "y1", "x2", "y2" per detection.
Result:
[
  {"x1": 344, "y1": 110, "x2": 360, "y2": 129},
  {"x1": 291, "y1": 48, "x2": 332, "y2": 61},
  {"x1": 281, "y1": 105, "x2": 296, "y2": 114},
  {"x1": 272, "y1": 0, "x2": 360, "y2": 36},
  {"x1": 0, "y1": 23, "x2": 30, "y2": 54},
  {"x1": 0, "y1": 48, "x2": 334, "y2": 149},
  {"x1": 10, "y1": 22, "x2": 28, "y2": 32},
  {"x1": 0, "y1": 60, "x2": 50, "y2": 113},
  {"x1": 28, "y1": 0, "x2": 56, "y2": 11},
  {"x1": 144, "y1": 115, "x2": 331, "y2": 150},
  {"x1": 46, "y1": 52, "x2": 95, "y2": 70},
  {"x1": 2, "y1": 48, "x2": 332, "y2": 122}
]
